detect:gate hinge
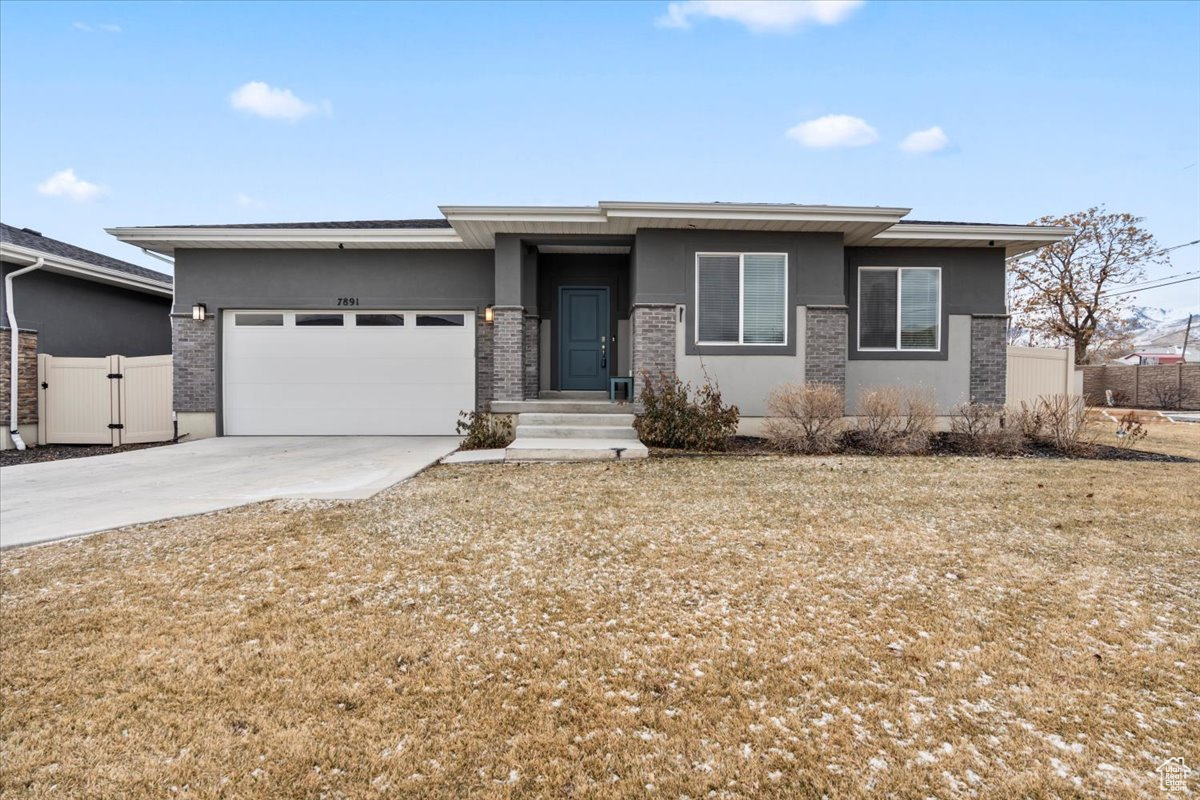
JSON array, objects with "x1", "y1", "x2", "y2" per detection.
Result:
[
  {"x1": 41, "y1": 381, "x2": 48, "y2": 389},
  {"x1": 108, "y1": 423, "x2": 125, "y2": 430},
  {"x1": 107, "y1": 373, "x2": 124, "y2": 379}
]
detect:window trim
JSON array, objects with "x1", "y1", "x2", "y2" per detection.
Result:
[
  {"x1": 856, "y1": 266, "x2": 942, "y2": 352},
  {"x1": 694, "y1": 251, "x2": 789, "y2": 346}
]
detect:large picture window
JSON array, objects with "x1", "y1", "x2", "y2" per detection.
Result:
[
  {"x1": 696, "y1": 253, "x2": 787, "y2": 345},
  {"x1": 858, "y1": 267, "x2": 941, "y2": 351}
]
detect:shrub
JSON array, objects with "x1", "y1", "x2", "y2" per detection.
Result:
[
  {"x1": 1006, "y1": 400, "x2": 1047, "y2": 439},
  {"x1": 763, "y1": 383, "x2": 844, "y2": 454},
  {"x1": 635, "y1": 373, "x2": 739, "y2": 450},
  {"x1": 1114, "y1": 410, "x2": 1148, "y2": 448},
  {"x1": 1039, "y1": 393, "x2": 1090, "y2": 453},
  {"x1": 851, "y1": 386, "x2": 936, "y2": 454},
  {"x1": 455, "y1": 411, "x2": 514, "y2": 450},
  {"x1": 949, "y1": 403, "x2": 1021, "y2": 454}
]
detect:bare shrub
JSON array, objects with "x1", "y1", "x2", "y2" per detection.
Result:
[
  {"x1": 1039, "y1": 393, "x2": 1090, "y2": 453},
  {"x1": 456, "y1": 411, "x2": 514, "y2": 450},
  {"x1": 950, "y1": 403, "x2": 1021, "y2": 455},
  {"x1": 1148, "y1": 381, "x2": 1188, "y2": 411},
  {"x1": 1114, "y1": 410, "x2": 1148, "y2": 449},
  {"x1": 852, "y1": 386, "x2": 936, "y2": 454},
  {"x1": 635, "y1": 373, "x2": 739, "y2": 451},
  {"x1": 1006, "y1": 400, "x2": 1047, "y2": 439},
  {"x1": 764, "y1": 383, "x2": 844, "y2": 454}
]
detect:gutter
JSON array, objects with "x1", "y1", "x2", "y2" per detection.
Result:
[{"x1": 5, "y1": 256, "x2": 44, "y2": 450}]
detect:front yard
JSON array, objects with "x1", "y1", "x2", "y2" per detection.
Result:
[{"x1": 2, "y1": 446, "x2": 1197, "y2": 797}]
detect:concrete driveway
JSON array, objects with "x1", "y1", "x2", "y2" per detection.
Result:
[{"x1": 0, "y1": 436, "x2": 459, "y2": 549}]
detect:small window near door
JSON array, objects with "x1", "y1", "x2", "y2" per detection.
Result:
[
  {"x1": 296, "y1": 313, "x2": 344, "y2": 327},
  {"x1": 356, "y1": 314, "x2": 405, "y2": 326},
  {"x1": 235, "y1": 313, "x2": 283, "y2": 326},
  {"x1": 416, "y1": 313, "x2": 464, "y2": 327}
]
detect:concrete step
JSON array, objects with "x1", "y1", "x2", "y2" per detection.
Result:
[
  {"x1": 493, "y1": 400, "x2": 639, "y2": 414},
  {"x1": 505, "y1": 438, "x2": 649, "y2": 462},
  {"x1": 515, "y1": 425, "x2": 639, "y2": 440},
  {"x1": 517, "y1": 412, "x2": 635, "y2": 427}
]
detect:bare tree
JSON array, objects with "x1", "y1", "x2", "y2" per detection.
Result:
[{"x1": 1007, "y1": 207, "x2": 1164, "y2": 365}]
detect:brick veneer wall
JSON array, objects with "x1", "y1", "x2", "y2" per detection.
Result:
[
  {"x1": 1083, "y1": 364, "x2": 1200, "y2": 410},
  {"x1": 804, "y1": 306, "x2": 847, "y2": 396},
  {"x1": 492, "y1": 306, "x2": 525, "y2": 403},
  {"x1": 523, "y1": 314, "x2": 540, "y2": 400},
  {"x1": 475, "y1": 313, "x2": 494, "y2": 411},
  {"x1": 970, "y1": 315, "x2": 1008, "y2": 406},
  {"x1": 631, "y1": 304, "x2": 676, "y2": 396},
  {"x1": 0, "y1": 328, "x2": 39, "y2": 425},
  {"x1": 172, "y1": 315, "x2": 216, "y2": 412}
]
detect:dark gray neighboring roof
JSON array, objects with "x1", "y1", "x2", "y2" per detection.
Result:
[
  {"x1": 1, "y1": 222, "x2": 173, "y2": 284},
  {"x1": 143, "y1": 219, "x2": 454, "y2": 230}
]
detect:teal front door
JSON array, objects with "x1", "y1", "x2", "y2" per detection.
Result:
[{"x1": 559, "y1": 287, "x2": 609, "y2": 391}]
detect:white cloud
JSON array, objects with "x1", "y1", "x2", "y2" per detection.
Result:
[
  {"x1": 900, "y1": 126, "x2": 950, "y2": 154},
  {"x1": 786, "y1": 114, "x2": 879, "y2": 148},
  {"x1": 229, "y1": 81, "x2": 330, "y2": 122},
  {"x1": 74, "y1": 22, "x2": 121, "y2": 33},
  {"x1": 659, "y1": 0, "x2": 864, "y2": 32},
  {"x1": 36, "y1": 169, "x2": 106, "y2": 202}
]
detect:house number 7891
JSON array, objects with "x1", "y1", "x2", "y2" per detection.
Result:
[{"x1": 336, "y1": 297, "x2": 359, "y2": 306}]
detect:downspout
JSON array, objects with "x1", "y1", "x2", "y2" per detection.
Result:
[{"x1": 6, "y1": 257, "x2": 45, "y2": 450}]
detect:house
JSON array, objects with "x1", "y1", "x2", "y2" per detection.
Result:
[
  {"x1": 1115, "y1": 348, "x2": 1186, "y2": 366},
  {"x1": 2, "y1": 223, "x2": 173, "y2": 449},
  {"x1": 106, "y1": 201, "x2": 1071, "y2": 443}
]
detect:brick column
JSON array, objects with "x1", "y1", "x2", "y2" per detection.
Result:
[
  {"x1": 804, "y1": 306, "x2": 847, "y2": 398},
  {"x1": 492, "y1": 306, "x2": 525, "y2": 402},
  {"x1": 171, "y1": 315, "x2": 216, "y2": 412},
  {"x1": 631, "y1": 304, "x2": 676, "y2": 397},
  {"x1": 0, "y1": 328, "x2": 39, "y2": 425},
  {"x1": 523, "y1": 314, "x2": 540, "y2": 400},
  {"x1": 475, "y1": 313, "x2": 494, "y2": 411},
  {"x1": 970, "y1": 314, "x2": 1008, "y2": 406}
]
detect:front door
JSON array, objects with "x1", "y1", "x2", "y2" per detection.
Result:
[{"x1": 559, "y1": 287, "x2": 609, "y2": 391}]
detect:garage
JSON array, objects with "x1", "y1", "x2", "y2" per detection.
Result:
[{"x1": 222, "y1": 310, "x2": 475, "y2": 435}]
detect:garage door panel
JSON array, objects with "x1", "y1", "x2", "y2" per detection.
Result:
[{"x1": 223, "y1": 310, "x2": 475, "y2": 436}]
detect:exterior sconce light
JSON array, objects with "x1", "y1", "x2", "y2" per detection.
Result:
[
  {"x1": 484, "y1": 305, "x2": 494, "y2": 324},
  {"x1": 192, "y1": 303, "x2": 207, "y2": 321}
]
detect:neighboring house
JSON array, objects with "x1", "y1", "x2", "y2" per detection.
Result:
[
  {"x1": 1, "y1": 223, "x2": 173, "y2": 449},
  {"x1": 107, "y1": 201, "x2": 1071, "y2": 440},
  {"x1": 1115, "y1": 349, "x2": 1186, "y2": 366}
]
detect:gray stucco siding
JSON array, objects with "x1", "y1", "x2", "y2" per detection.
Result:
[
  {"x1": 844, "y1": 246, "x2": 1007, "y2": 362},
  {"x1": 1, "y1": 261, "x2": 171, "y2": 357},
  {"x1": 632, "y1": 229, "x2": 845, "y2": 357},
  {"x1": 172, "y1": 248, "x2": 495, "y2": 313}
]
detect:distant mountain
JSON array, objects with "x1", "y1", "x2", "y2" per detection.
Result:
[{"x1": 1125, "y1": 306, "x2": 1198, "y2": 356}]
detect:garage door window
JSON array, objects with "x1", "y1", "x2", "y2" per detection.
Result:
[
  {"x1": 235, "y1": 313, "x2": 283, "y2": 326},
  {"x1": 296, "y1": 313, "x2": 344, "y2": 327},
  {"x1": 416, "y1": 313, "x2": 464, "y2": 327},
  {"x1": 356, "y1": 313, "x2": 405, "y2": 326}
]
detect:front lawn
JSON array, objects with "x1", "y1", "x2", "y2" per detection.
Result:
[{"x1": 2, "y1": 454, "x2": 1196, "y2": 798}]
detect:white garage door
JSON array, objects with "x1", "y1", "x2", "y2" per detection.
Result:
[{"x1": 223, "y1": 310, "x2": 475, "y2": 435}]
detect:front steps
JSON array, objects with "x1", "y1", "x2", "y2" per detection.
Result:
[{"x1": 498, "y1": 396, "x2": 648, "y2": 461}]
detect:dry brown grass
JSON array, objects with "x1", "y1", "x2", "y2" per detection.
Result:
[
  {"x1": 2, "y1": 454, "x2": 1198, "y2": 798},
  {"x1": 1087, "y1": 414, "x2": 1200, "y2": 460}
]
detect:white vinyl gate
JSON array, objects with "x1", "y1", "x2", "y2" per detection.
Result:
[{"x1": 37, "y1": 354, "x2": 173, "y2": 446}]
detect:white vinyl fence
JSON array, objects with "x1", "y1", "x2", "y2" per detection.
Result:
[
  {"x1": 37, "y1": 354, "x2": 173, "y2": 446},
  {"x1": 1006, "y1": 345, "x2": 1081, "y2": 407}
]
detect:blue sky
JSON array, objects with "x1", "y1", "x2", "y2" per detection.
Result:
[{"x1": 1, "y1": 0, "x2": 1197, "y2": 315}]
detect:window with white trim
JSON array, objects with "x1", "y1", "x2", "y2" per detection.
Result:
[
  {"x1": 696, "y1": 253, "x2": 787, "y2": 345},
  {"x1": 858, "y1": 267, "x2": 941, "y2": 351}
]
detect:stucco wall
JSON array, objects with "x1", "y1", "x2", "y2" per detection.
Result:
[
  {"x1": 845, "y1": 314, "x2": 973, "y2": 413},
  {"x1": 1, "y1": 261, "x2": 170, "y2": 357}
]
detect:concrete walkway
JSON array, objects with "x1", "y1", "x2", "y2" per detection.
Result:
[{"x1": 0, "y1": 436, "x2": 459, "y2": 548}]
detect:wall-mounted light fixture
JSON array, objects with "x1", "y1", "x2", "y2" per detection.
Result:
[
  {"x1": 484, "y1": 305, "x2": 495, "y2": 324},
  {"x1": 192, "y1": 303, "x2": 207, "y2": 321}
]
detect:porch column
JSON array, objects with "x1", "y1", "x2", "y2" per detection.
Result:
[
  {"x1": 492, "y1": 306, "x2": 525, "y2": 402},
  {"x1": 631, "y1": 304, "x2": 677, "y2": 398}
]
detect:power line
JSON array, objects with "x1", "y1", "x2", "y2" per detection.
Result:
[
  {"x1": 1112, "y1": 268, "x2": 1200, "y2": 292},
  {"x1": 1101, "y1": 274, "x2": 1200, "y2": 298}
]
